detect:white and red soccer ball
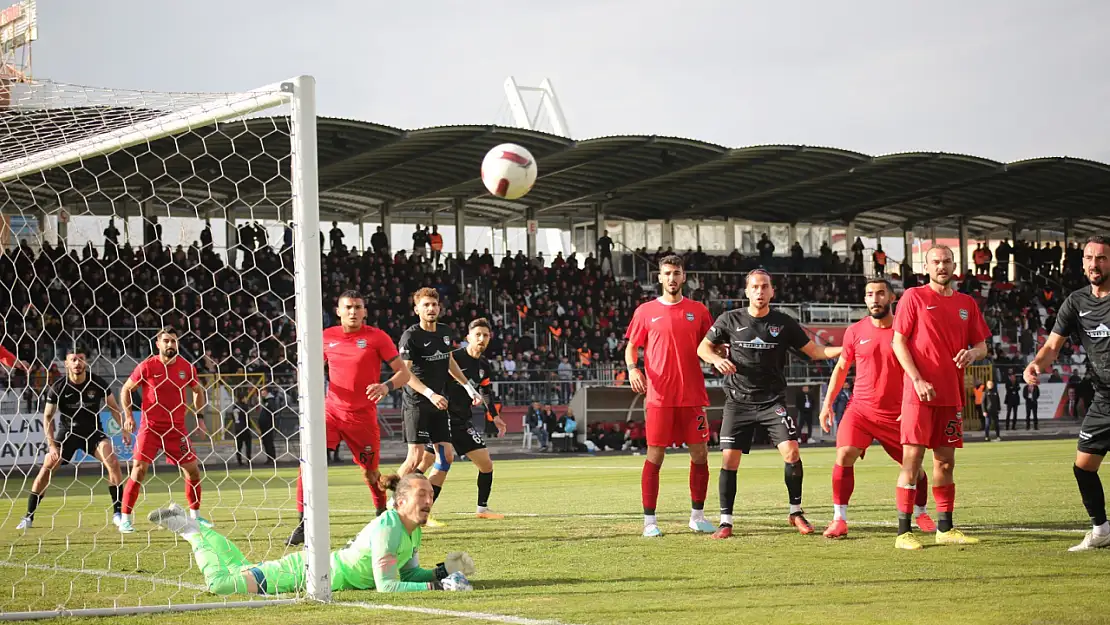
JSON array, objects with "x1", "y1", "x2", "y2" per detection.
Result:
[{"x1": 481, "y1": 143, "x2": 537, "y2": 200}]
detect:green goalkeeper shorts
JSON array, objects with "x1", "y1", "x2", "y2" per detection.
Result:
[{"x1": 252, "y1": 551, "x2": 306, "y2": 594}]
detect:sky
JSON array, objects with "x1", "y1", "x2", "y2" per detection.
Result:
[{"x1": 29, "y1": 0, "x2": 1110, "y2": 164}]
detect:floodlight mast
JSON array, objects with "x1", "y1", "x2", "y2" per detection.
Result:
[{"x1": 503, "y1": 76, "x2": 572, "y2": 138}]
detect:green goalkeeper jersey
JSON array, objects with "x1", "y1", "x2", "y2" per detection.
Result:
[{"x1": 254, "y1": 509, "x2": 436, "y2": 593}]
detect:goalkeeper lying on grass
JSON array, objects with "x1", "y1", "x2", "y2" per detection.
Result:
[{"x1": 148, "y1": 472, "x2": 475, "y2": 595}]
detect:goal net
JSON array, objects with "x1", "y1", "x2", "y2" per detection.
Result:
[{"x1": 0, "y1": 76, "x2": 331, "y2": 618}]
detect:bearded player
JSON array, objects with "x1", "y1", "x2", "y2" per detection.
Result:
[
  {"x1": 698, "y1": 270, "x2": 842, "y2": 539},
  {"x1": 415, "y1": 318, "x2": 508, "y2": 519},
  {"x1": 1025, "y1": 235, "x2": 1110, "y2": 551},
  {"x1": 625, "y1": 255, "x2": 716, "y2": 538},
  {"x1": 818, "y1": 279, "x2": 935, "y2": 538},
  {"x1": 288, "y1": 291, "x2": 411, "y2": 545},
  {"x1": 891, "y1": 245, "x2": 990, "y2": 550},
  {"x1": 118, "y1": 327, "x2": 208, "y2": 534}
]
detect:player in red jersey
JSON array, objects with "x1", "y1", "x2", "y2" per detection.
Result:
[
  {"x1": 0, "y1": 343, "x2": 31, "y2": 372},
  {"x1": 287, "y1": 290, "x2": 411, "y2": 546},
  {"x1": 625, "y1": 255, "x2": 716, "y2": 538},
  {"x1": 891, "y1": 245, "x2": 990, "y2": 550},
  {"x1": 818, "y1": 278, "x2": 935, "y2": 538},
  {"x1": 118, "y1": 327, "x2": 208, "y2": 534}
]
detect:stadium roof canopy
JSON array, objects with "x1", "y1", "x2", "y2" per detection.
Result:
[{"x1": 3, "y1": 112, "x2": 1109, "y2": 237}]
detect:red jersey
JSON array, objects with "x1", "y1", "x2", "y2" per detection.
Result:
[
  {"x1": 0, "y1": 345, "x2": 16, "y2": 368},
  {"x1": 624, "y1": 296, "x2": 711, "y2": 408},
  {"x1": 129, "y1": 356, "x2": 198, "y2": 429},
  {"x1": 893, "y1": 285, "x2": 991, "y2": 408},
  {"x1": 323, "y1": 324, "x2": 399, "y2": 415},
  {"x1": 841, "y1": 317, "x2": 902, "y2": 416}
]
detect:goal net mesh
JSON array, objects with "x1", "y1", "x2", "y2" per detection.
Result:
[{"x1": 0, "y1": 77, "x2": 323, "y2": 615}]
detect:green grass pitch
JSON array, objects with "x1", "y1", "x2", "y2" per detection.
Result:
[{"x1": 1, "y1": 439, "x2": 1107, "y2": 625}]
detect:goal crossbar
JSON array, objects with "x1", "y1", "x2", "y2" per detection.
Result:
[{"x1": 0, "y1": 79, "x2": 293, "y2": 182}]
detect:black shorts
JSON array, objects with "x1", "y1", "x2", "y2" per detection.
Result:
[
  {"x1": 1078, "y1": 403, "x2": 1110, "y2": 456},
  {"x1": 59, "y1": 431, "x2": 109, "y2": 464},
  {"x1": 720, "y1": 398, "x2": 797, "y2": 453},
  {"x1": 424, "y1": 411, "x2": 487, "y2": 457},
  {"x1": 402, "y1": 397, "x2": 452, "y2": 445}
]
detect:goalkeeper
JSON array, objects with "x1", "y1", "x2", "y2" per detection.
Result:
[{"x1": 148, "y1": 473, "x2": 474, "y2": 595}]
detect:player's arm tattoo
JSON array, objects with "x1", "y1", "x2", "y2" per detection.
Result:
[
  {"x1": 42, "y1": 402, "x2": 57, "y2": 449},
  {"x1": 403, "y1": 360, "x2": 434, "y2": 397},
  {"x1": 968, "y1": 341, "x2": 989, "y2": 363},
  {"x1": 624, "y1": 340, "x2": 640, "y2": 369}
]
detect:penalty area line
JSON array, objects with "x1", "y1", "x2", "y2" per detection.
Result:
[
  {"x1": 337, "y1": 601, "x2": 582, "y2": 625},
  {"x1": 0, "y1": 559, "x2": 208, "y2": 590}
]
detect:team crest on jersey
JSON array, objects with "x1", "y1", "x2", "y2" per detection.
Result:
[
  {"x1": 774, "y1": 404, "x2": 787, "y2": 417},
  {"x1": 768, "y1": 325, "x2": 782, "y2": 337},
  {"x1": 357, "y1": 338, "x2": 367, "y2": 349},
  {"x1": 178, "y1": 370, "x2": 186, "y2": 380},
  {"x1": 443, "y1": 336, "x2": 450, "y2": 345},
  {"x1": 685, "y1": 312, "x2": 695, "y2": 321},
  {"x1": 959, "y1": 308, "x2": 969, "y2": 321}
]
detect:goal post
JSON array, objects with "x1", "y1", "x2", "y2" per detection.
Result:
[{"x1": 0, "y1": 75, "x2": 330, "y2": 617}]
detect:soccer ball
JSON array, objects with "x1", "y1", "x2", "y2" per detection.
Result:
[{"x1": 481, "y1": 143, "x2": 537, "y2": 200}]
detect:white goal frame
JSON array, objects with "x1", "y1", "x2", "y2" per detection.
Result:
[{"x1": 0, "y1": 75, "x2": 331, "y2": 618}]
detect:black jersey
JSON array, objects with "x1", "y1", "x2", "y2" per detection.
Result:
[
  {"x1": 447, "y1": 348, "x2": 497, "y2": 421},
  {"x1": 1053, "y1": 287, "x2": 1110, "y2": 402},
  {"x1": 45, "y1": 374, "x2": 111, "y2": 437},
  {"x1": 705, "y1": 308, "x2": 810, "y2": 404},
  {"x1": 398, "y1": 323, "x2": 456, "y2": 403}
]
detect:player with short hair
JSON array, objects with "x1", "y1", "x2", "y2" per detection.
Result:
[
  {"x1": 398, "y1": 289, "x2": 482, "y2": 485},
  {"x1": 698, "y1": 270, "x2": 842, "y2": 539},
  {"x1": 1025, "y1": 235, "x2": 1110, "y2": 551},
  {"x1": 148, "y1": 472, "x2": 475, "y2": 594},
  {"x1": 17, "y1": 350, "x2": 129, "y2": 530},
  {"x1": 288, "y1": 290, "x2": 411, "y2": 546},
  {"x1": 415, "y1": 318, "x2": 508, "y2": 520},
  {"x1": 891, "y1": 245, "x2": 990, "y2": 550},
  {"x1": 625, "y1": 255, "x2": 716, "y2": 538},
  {"x1": 117, "y1": 327, "x2": 208, "y2": 534},
  {"x1": 818, "y1": 279, "x2": 936, "y2": 538}
]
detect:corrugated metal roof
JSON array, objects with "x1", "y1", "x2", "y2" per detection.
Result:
[{"x1": 3, "y1": 112, "x2": 1108, "y2": 235}]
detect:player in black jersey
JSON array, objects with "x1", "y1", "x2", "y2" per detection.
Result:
[
  {"x1": 416, "y1": 318, "x2": 508, "y2": 519},
  {"x1": 17, "y1": 350, "x2": 129, "y2": 530},
  {"x1": 398, "y1": 288, "x2": 483, "y2": 486},
  {"x1": 1026, "y1": 235, "x2": 1110, "y2": 551},
  {"x1": 697, "y1": 270, "x2": 842, "y2": 539}
]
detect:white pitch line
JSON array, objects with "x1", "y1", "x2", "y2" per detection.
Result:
[
  {"x1": 337, "y1": 601, "x2": 581, "y2": 625},
  {"x1": 251, "y1": 507, "x2": 1087, "y2": 533},
  {"x1": 0, "y1": 560, "x2": 208, "y2": 591}
]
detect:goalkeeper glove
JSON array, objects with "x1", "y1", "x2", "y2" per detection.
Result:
[
  {"x1": 435, "y1": 551, "x2": 476, "y2": 580},
  {"x1": 439, "y1": 571, "x2": 472, "y2": 592}
]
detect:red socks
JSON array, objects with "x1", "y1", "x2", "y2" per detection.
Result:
[
  {"x1": 690, "y1": 461, "x2": 709, "y2": 509},
  {"x1": 932, "y1": 483, "x2": 955, "y2": 513},
  {"x1": 916, "y1": 473, "x2": 930, "y2": 507},
  {"x1": 296, "y1": 470, "x2": 304, "y2": 513},
  {"x1": 832, "y1": 464, "x2": 854, "y2": 505},
  {"x1": 369, "y1": 480, "x2": 387, "y2": 511},
  {"x1": 121, "y1": 479, "x2": 141, "y2": 515},
  {"x1": 896, "y1": 485, "x2": 916, "y2": 515},
  {"x1": 641, "y1": 460, "x2": 661, "y2": 514},
  {"x1": 184, "y1": 478, "x2": 202, "y2": 511}
]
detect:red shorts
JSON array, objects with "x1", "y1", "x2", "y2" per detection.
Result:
[
  {"x1": 134, "y1": 424, "x2": 197, "y2": 466},
  {"x1": 836, "y1": 404, "x2": 903, "y2": 463},
  {"x1": 900, "y1": 403, "x2": 963, "y2": 449},
  {"x1": 326, "y1": 404, "x2": 380, "y2": 471},
  {"x1": 645, "y1": 406, "x2": 709, "y2": 448}
]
